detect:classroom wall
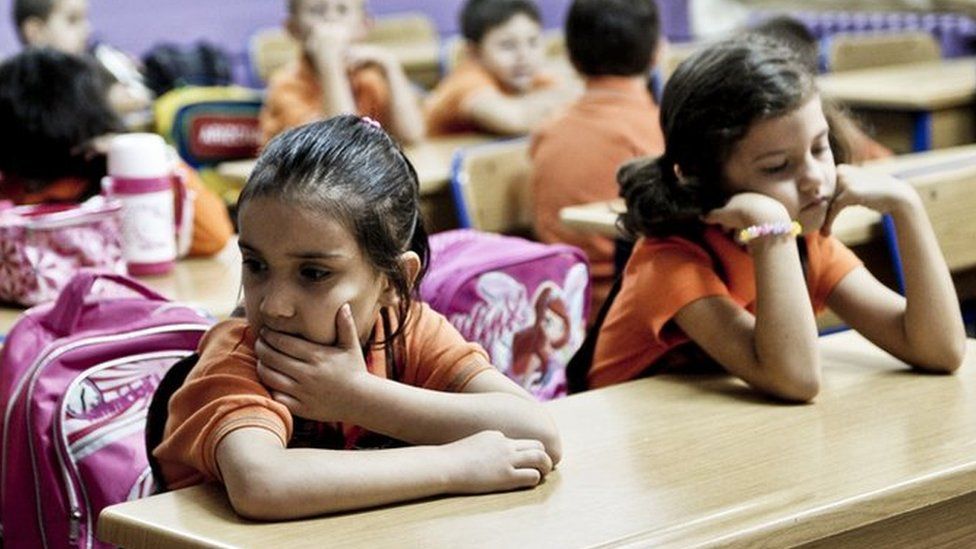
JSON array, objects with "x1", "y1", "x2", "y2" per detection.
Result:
[{"x1": 0, "y1": 0, "x2": 574, "y2": 64}]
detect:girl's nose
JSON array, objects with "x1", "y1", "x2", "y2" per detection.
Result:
[
  {"x1": 259, "y1": 285, "x2": 296, "y2": 319},
  {"x1": 797, "y1": 157, "x2": 824, "y2": 194}
]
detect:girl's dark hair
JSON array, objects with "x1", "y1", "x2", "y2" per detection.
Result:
[
  {"x1": 618, "y1": 35, "x2": 817, "y2": 240},
  {"x1": 238, "y1": 115, "x2": 429, "y2": 348},
  {"x1": 461, "y1": 0, "x2": 541, "y2": 44},
  {"x1": 0, "y1": 48, "x2": 121, "y2": 187}
]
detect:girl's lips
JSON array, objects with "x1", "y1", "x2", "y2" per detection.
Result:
[{"x1": 802, "y1": 196, "x2": 829, "y2": 211}]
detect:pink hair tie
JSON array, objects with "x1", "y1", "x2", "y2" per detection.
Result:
[{"x1": 361, "y1": 116, "x2": 382, "y2": 129}]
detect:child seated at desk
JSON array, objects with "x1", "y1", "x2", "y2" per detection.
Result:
[
  {"x1": 531, "y1": 0, "x2": 664, "y2": 317},
  {"x1": 154, "y1": 116, "x2": 560, "y2": 520},
  {"x1": 424, "y1": 0, "x2": 575, "y2": 136},
  {"x1": 577, "y1": 36, "x2": 965, "y2": 401},
  {"x1": 0, "y1": 49, "x2": 233, "y2": 256},
  {"x1": 13, "y1": 0, "x2": 153, "y2": 120},
  {"x1": 259, "y1": 0, "x2": 424, "y2": 145}
]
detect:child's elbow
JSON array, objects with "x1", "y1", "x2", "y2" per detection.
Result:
[
  {"x1": 767, "y1": 369, "x2": 821, "y2": 403},
  {"x1": 224, "y1": 465, "x2": 289, "y2": 521},
  {"x1": 916, "y1": 341, "x2": 967, "y2": 374}
]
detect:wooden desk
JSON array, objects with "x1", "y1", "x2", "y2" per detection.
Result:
[
  {"x1": 216, "y1": 134, "x2": 495, "y2": 198},
  {"x1": 818, "y1": 58, "x2": 976, "y2": 152},
  {"x1": 0, "y1": 241, "x2": 241, "y2": 337},
  {"x1": 98, "y1": 331, "x2": 976, "y2": 547},
  {"x1": 560, "y1": 144, "x2": 976, "y2": 249}
]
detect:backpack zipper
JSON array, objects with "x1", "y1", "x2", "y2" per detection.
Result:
[
  {"x1": 2, "y1": 323, "x2": 207, "y2": 548},
  {"x1": 53, "y1": 350, "x2": 193, "y2": 548}
]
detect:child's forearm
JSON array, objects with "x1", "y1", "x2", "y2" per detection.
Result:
[
  {"x1": 218, "y1": 427, "x2": 551, "y2": 520},
  {"x1": 748, "y1": 236, "x2": 821, "y2": 400},
  {"x1": 315, "y1": 54, "x2": 358, "y2": 118},
  {"x1": 219, "y1": 429, "x2": 452, "y2": 520},
  {"x1": 382, "y1": 63, "x2": 425, "y2": 144},
  {"x1": 346, "y1": 375, "x2": 561, "y2": 460},
  {"x1": 887, "y1": 192, "x2": 966, "y2": 370}
]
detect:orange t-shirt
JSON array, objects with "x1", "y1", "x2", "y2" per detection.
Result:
[
  {"x1": 258, "y1": 57, "x2": 392, "y2": 145},
  {"x1": 154, "y1": 303, "x2": 492, "y2": 490},
  {"x1": 530, "y1": 76, "x2": 664, "y2": 312},
  {"x1": 589, "y1": 227, "x2": 862, "y2": 389},
  {"x1": 0, "y1": 164, "x2": 233, "y2": 257},
  {"x1": 424, "y1": 60, "x2": 555, "y2": 136}
]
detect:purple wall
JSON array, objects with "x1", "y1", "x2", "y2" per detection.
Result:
[{"x1": 0, "y1": 0, "x2": 574, "y2": 64}]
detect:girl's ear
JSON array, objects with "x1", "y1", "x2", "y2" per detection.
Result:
[
  {"x1": 379, "y1": 251, "x2": 422, "y2": 306},
  {"x1": 674, "y1": 163, "x2": 686, "y2": 183}
]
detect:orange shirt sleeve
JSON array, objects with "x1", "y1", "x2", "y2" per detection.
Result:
[
  {"x1": 175, "y1": 162, "x2": 233, "y2": 256},
  {"x1": 259, "y1": 61, "x2": 325, "y2": 145},
  {"x1": 399, "y1": 303, "x2": 493, "y2": 392},
  {"x1": 629, "y1": 239, "x2": 732, "y2": 340},
  {"x1": 808, "y1": 233, "x2": 863, "y2": 311},
  {"x1": 154, "y1": 320, "x2": 293, "y2": 490}
]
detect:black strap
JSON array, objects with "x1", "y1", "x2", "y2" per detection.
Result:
[
  {"x1": 145, "y1": 353, "x2": 200, "y2": 493},
  {"x1": 565, "y1": 275, "x2": 624, "y2": 394}
]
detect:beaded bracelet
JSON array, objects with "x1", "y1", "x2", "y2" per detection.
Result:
[{"x1": 736, "y1": 221, "x2": 802, "y2": 244}]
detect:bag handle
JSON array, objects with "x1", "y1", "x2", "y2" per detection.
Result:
[{"x1": 43, "y1": 271, "x2": 169, "y2": 335}]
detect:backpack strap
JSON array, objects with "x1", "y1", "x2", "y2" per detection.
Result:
[
  {"x1": 565, "y1": 275, "x2": 624, "y2": 394},
  {"x1": 145, "y1": 352, "x2": 200, "y2": 493}
]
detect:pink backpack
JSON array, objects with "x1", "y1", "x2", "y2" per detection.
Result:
[
  {"x1": 420, "y1": 230, "x2": 590, "y2": 400},
  {"x1": 0, "y1": 271, "x2": 213, "y2": 548}
]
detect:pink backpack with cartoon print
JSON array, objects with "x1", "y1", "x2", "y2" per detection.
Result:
[
  {"x1": 0, "y1": 271, "x2": 213, "y2": 548},
  {"x1": 419, "y1": 230, "x2": 590, "y2": 401}
]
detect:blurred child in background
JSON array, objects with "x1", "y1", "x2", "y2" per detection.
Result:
[
  {"x1": 259, "y1": 0, "x2": 424, "y2": 145},
  {"x1": 424, "y1": 0, "x2": 575, "y2": 136}
]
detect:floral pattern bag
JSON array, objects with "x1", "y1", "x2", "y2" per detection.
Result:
[{"x1": 0, "y1": 197, "x2": 127, "y2": 306}]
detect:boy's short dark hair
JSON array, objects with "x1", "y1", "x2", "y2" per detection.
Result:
[
  {"x1": 0, "y1": 48, "x2": 121, "y2": 183},
  {"x1": 566, "y1": 0, "x2": 660, "y2": 77},
  {"x1": 460, "y1": 0, "x2": 541, "y2": 44},
  {"x1": 13, "y1": 0, "x2": 55, "y2": 42},
  {"x1": 749, "y1": 15, "x2": 819, "y2": 73}
]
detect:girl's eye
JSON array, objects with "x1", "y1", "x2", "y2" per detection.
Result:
[
  {"x1": 761, "y1": 161, "x2": 789, "y2": 175},
  {"x1": 242, "y1": 258, "x2": 266, "y2": 274},
  {"x1": 300, "y1": 266, "x2": 332, "y2": 282}
]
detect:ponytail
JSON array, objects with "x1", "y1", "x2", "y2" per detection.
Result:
[{"x1": 617, "y1": 154, "x2": 710, "y2": 239}]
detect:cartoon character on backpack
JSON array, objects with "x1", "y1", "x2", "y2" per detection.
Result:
[
  {"x1": 449, "y1": 264, "x2": 588, "y2": 399},
  {"x1": 510, "y1": 285, "x2": 572, "y2": 390}
]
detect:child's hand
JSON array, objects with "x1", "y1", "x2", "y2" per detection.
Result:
[
  {"x1": 821, "y1": 164, "x2": 918, "y2": 236},
  {"x1": 443, "y1": 431, "x2": 553, "y2": 493},
  {"x1": 305, "y1": 22, "x2": 354, "y2": 66},
  {"x1": 345, "y1": 44, "x2": 397, "y2": 72},
  {"x1": 255, "y1": 304, "x2": 369, "y2": 422},
  {"x1": 702, "y1": 192, "x2": 791, "y2": 232}
]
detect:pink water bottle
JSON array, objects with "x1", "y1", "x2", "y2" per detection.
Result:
[{"x1": 104, "y1": 134, "x2": 177, "y2": 275}]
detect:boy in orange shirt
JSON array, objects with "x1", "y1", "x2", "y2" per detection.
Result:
[
  {"x1": 259, "y1": 0, "x2": 424, "y2": 145},
  {"x1": 424, "y1": 0, "x2": 574, "y2": 136},
  {"x1": 531, "y1": 0, "x2": 664, "y2": 315}
]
